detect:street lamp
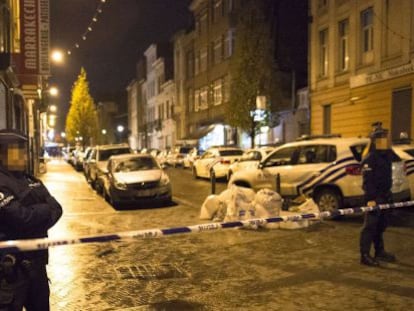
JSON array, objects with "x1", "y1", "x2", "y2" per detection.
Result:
[
  {"x1": 117, "y1": 125, "x2": 124, "y2": 133},
  {"x1": 51, "y1": 49, "x2": 64, "y2": 64},
  {"x1": 49, "y1": 87, "x2": 59, "y2": 97}
]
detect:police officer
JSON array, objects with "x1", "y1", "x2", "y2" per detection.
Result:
[
  {"x1": 0, "y1": 129, "x2": 62, "y2": 310},
  {"x1": 360, "y1": 122, "x2": 396, "y2": 267}
]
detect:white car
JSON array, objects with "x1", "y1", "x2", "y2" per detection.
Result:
[
  {"x1": 100, "y1": 154, "x2": 172, "y2": 209},
  {"x1": 192, "y1": 146, "x2": 244, "y2": 180},
  {"x1": 227, "y1": 147, "x2": 276, "y2": 180},
  {"x1": 228, "y1": 137, "x2": 410, "y2": 212},
  {"x1": 392, "y1": 141, "x2": 414, "y2": 199}
]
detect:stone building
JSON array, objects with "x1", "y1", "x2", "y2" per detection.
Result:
[{"x1": 310, "y1": 0, "x2": 414, "y2": 139}]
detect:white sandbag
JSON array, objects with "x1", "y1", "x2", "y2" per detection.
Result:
[
  {"x1": 199, "y1": 195, "x2": 220, "y2": 220},
  {"x1": 223, "y1": 185, "x2": 256, "y2": 222},
  {"x1": 289, "y1": 198, "x2": 320, "y2": 214},
  {"x1": 254, "y1": 188, "x2": 282, "y2": 216}
]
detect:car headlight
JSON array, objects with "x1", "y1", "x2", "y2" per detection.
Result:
[
  {"x1": 114, "y1": 180, "x2": 127, "y2": 190},
  {"x1": 159, "y1": 172, "x2": 170, "y2": 186}
]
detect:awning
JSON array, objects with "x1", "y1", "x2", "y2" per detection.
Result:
[{"x1": 184, "y1": 124, "x2": 216, "y2": 140}]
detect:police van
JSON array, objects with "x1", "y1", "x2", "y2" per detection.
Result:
[
  {"x1": 392, "y1": 138, "x2": 414, "y2": 199},
  {"x1": 228, "y1": 136, "x2": 410, "y2": 211}
]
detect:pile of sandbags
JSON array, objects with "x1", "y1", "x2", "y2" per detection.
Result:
[{"x1": 200, "y1": 185, "x2": 320, "y2": 229}]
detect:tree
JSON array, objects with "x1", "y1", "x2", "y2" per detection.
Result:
[
  {"x1": 65, "y1": 68, "x2": 99, "y2": 147},
  {"x1": 225, "y1": 0, "x2": 277, "y2": 148}
]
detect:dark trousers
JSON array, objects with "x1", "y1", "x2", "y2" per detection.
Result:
[
  {"x1": 0, "y1": 264, "x2": 49, "y2": 311},
  {"x1": 360, "y1": 209, "x2": 388, "y2": 256}
]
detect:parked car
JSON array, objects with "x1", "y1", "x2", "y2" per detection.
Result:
[
  {"x1": 183, "y1": 147, "x2": 202, "y2": 169},
  {"x1": 228, "y1": 136, "x2": 410, "y2": 212},
  {"x1": 99, "y1": 153, "x2": 172, "y2": 209},
  {"x1": 227, "y1": 146, "x2": 276, "y2": 180},
  {"x1": 192, "y1": 146, "x2": 244, "y2": 180},
  {"x1": 166, "y1": 146, "x2": 194, "y2": 167},
  {"x1": 87, "y1": 143, "x2": 131, "y2": 188},
  {"x1": 392, "y1": 139, "x2": 414, "y2": 199}
]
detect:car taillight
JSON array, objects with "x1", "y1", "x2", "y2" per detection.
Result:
[
  {"x1": 345, "y1": 164, "x2": 362, "y2": 175},
  {"x1": 220, "y1": 159, "x2": 231, "y2": 165}
]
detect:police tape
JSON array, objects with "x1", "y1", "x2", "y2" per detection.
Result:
[{"x1": 1, "y1": 200, "x2": 413, "y2": 253}]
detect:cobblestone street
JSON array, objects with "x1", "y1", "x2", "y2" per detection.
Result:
[{"x1": 42, "y1": 160, "x2": 414, "y2": 310}]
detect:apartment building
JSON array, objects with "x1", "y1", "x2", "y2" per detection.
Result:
[
  {"x1": 174, "y1": 0, "x2": 238, "y2": 150},
  {"x1": 143, "y1": 43, "x2": 174, "y2": 149},
  {"x1": 310, "y1": 0, "x2": 414, "y2": 139}
]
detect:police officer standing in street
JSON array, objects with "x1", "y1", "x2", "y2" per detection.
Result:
[
  {"x1": 360, "y1": 122, "x2": 397, "y2": 267},
  {"x1": 0, "y1": 129, "x2": 63, "y2": 310}
]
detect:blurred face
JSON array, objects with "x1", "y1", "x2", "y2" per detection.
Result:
[
  {"x1": 0, "y1": 143, "x2": 28, "y2": 172},
  {"x1": 375, "y1": 135, "x2": 391, "y2": 150}
]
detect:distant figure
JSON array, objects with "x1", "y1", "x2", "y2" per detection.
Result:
[
  {"x1": 360, "y1": 122, "x2": 396, "y2": 267},
  {"x1": 0, "y1": 129, "x2": 63, "y2": 310}
]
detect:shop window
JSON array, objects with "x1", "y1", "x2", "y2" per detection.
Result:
[{"x1": 0, "y1": 82, "x2": 6, "y2": 129}]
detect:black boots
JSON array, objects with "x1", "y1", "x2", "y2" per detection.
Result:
[
  {"x1": 360, "y1": 251, "x2": 396, "y2": 266},
  {"x1": 360, "y1": 254, "x2": 379, "y2": 267},
  {"x1": 375, "y1": 250, "x2": 396, "y2": 263}
]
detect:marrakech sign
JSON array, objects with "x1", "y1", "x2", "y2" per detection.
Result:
[
  {"x1": 350, "y1": 61, "x2": 414, "y2": 88},
  {"x1": 12, "y1": 0, "x2": 50, "y2": 77}
]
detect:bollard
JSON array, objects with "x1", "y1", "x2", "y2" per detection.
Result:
[
  {"x1": 275, "y1": 173, "x2": 281, "y2": 194},
  {"x1": 211, "y1": 170, "x2": 216, "y2": 194}
]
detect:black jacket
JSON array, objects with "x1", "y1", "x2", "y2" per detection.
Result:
[
  {"x1": 361, "y1": 149, "x2": 393, "y2": 203},
  {"x1": 0, "y1": 166, "x2": 62, "y2": 264}
]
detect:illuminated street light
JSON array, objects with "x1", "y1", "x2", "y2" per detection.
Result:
[
  {"x1": 51, "y1": 50, "x2": 64, "y2": 64},
  {"x1": 49, "y1": 105, "x2": 57, "y2": 113},
  {"x1": 61, "y1": 132, "x2": 66, "y2": 138},
  {"x1": 117, "y1": 125, "x2": 124, "y2": 133},
  {"x1": 101, "y1": 129, "x2": 107, "y2": 135},
  {"x1": 49, "y1": 87, "x2": 59, "y2": 96}
]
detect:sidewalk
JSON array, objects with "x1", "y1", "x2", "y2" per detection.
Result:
[{"x1": 42, "y1": 159, "x2": 414, "y2": 310}]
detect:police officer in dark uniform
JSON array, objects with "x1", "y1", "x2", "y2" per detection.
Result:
[
  {"x1": 360, "y1": 122, "x2": 396, "y2": 267},
  {"x1": 0, "y1": 129, "x2": 63, "y2": 310}
]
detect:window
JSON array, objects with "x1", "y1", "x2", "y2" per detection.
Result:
[
  {"x1": 186, "y1": 51, "x2": 194, "y2": 78},
  {"x1": 298, "y1": 145, "x2": 337, "y2": 164},
  {"x1": 213, "y1": 79, "x2": 223, "y2": 105},
  {"x1": 212, "y1": 0, "x2": 223, "y2": 23},
  {"x1": 319, "y1": 28, "x2": 328, "y2": 77},
  {"x1": 200, "y1": 10, "x2": 208, "y2": 34},
  {"x1": 223, "y1": 75, "x2": 230, "y2": 102},
  {"x1": 338, "y1": 19, "x2": 349, "y2": 71},
  {"x1": 323, "y1": 104, "x2": 331, "y2": 134},
  {"x1": 200, "y1": 87, "x2": 208, "y2": 110},
  {"x1": 213, "y1": 36, "x2": 223, "y2": 65},
  {"x1": 200, "y1": 47, "x2": 208, "y2": 72},
  {"x1": 224, "y1": 30, "x2": 235, "y2": 58},
  {"x1": 361, "y1": 7, "x2": 373, "y2": 53},
  {"x1": 194, "y1": 50, "x2": 200, "y2": 75},
  {"x1": 264, "y1": 147, "x2": 298, "y2": 167},
  {"x1": 194, "y1": 89, "x2": 200, "y2": 112},
  {"x1": 0, "y1": 4, "x2": 10, "y2": 54},
  {"x1": 187, "y1": 88, "x2": 194, "y2": 112}
]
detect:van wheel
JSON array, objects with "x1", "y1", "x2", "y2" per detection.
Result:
[{"x1": 314, "y1": 189, "x2": 342, "y2": 213}]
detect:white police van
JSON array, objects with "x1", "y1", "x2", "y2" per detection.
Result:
[
  {"x1": 392, "y1": 138, "x2": 414, "y2": 199},
  {"x1": 228, "y1": 136, "x2": 410, "y2": 211}
]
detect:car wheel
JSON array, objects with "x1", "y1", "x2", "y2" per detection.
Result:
[
  {"x1": 314, "y1": 189, "x2": 342, "y2": 213},
  {"x1": 192, "y1": 167, "x2": 199, "y2": 179}
]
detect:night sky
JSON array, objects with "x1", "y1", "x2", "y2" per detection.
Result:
[{"x1": 49, "y1": 0, "x2": 192, "y2": 132}]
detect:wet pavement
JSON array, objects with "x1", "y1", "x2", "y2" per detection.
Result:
[{"x1": 41, "y1": 159, "x2": 414, "y2": 310}]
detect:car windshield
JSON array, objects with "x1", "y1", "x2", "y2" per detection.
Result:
[
  {"x1": 178, "y1": 147, "x2": 193, "y2": 154},
  {"x1": 114, "y1": 157, "x2": 159, "y2": 172},
  {"x1": 99, "y1": 148, "x2": 130, "y2": 161},
  {"x1": 219, "y1": 149, "x2": 243, "y2": 156},
  {"x1": 402, "y1": 148, "x2": 414, "y2": 157}
]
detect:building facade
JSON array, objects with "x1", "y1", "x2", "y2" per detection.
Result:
[
  {"x1": 310, "y1": 0, "x2": 414, "y2": 139},
  {"x1": 1, "y1": 0, "x2": 50, "y2": 174}
]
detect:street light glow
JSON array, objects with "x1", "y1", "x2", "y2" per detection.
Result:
[
  {"x1": 51, "y1": 50, "x2": 64, "y2": 63},
  {"x1": 49, "y1": 105, "x2": 57, "y2": 113},
  {"x1": 101, "y1": 129, "x2": 107, "y2": 135},
  {"x1": 49, "y1": 87, "x2": 59, "y2": 96},
  {"x1": 117, "y1": 125, "x2": 124, "y2": 133}
]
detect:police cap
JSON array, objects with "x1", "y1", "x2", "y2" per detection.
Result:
[
  {"x1": 370, "y1": 122, "x2": 388, "y2": 139},
  {"x1": 0, "y1": 129, "x2": 28, "y2": 143}
]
